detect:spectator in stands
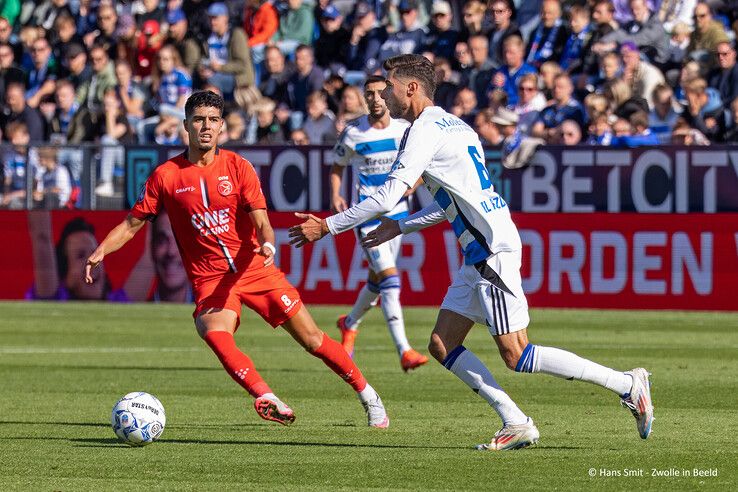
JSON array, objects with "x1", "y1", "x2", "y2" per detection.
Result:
[
  {"x1": 666, "y1": 21, "x2": 692, "y2": 70},
  {"x1": 605, "y1": 78, "x2": 649, "y2": 119},
  {"x1": 596, "y1": 0, "x2": 669, "y2": 66},
  {"x1": 51, "y1": 14, "x2": 83, "y2": 72},
  {"x1": 433, "y1": 57, "x2": 459, "y2": 109},
  {"x1": 115, "y1": 60, "x2": 146, "y2": 127},
  {"x1": 487, "y1": 0, "x2": 520, "y2": 68},
  {"x1": 76, "y1": 44, "x2": 117, "y2": 116},
  {"x1": 182, "y1": 0, "x2": 211, "y2": 45},
  {"x1": 274, "y1": 0, "x2": 314, "y2": 52},
  {"x1": 596, "y1": 52, "x2": 623, "y2": 90},
  {"x1": 288, "y1": 44, "x2": 324, "y2": 114},
  {"x1": 474, "y1": 108, "x2": 503, "y2": 145},
  {"x1": 136, "y1": 0, "x2": 167, "y2": 28},
  {"x1": 709, "y1": 41, "x2": 738, "y2": 104},
  {"x1": 28, "y1": 0, "x2": 73, "y2": 31},
  {"x1": 346, "y1": 1, "x2": 387, "y2": 72},
  {"x1": 64, "y1": 43, "x2": 91, "y2": 90},
  {"x1": 95, "y1": 89, "x2": 136, "y2": 197},
  {"x1": 199, "y1": 2, "x2": 255, "y2": 101},
  {"x1": 687, "y1": 2, "x2": 730, "y2": 57},
  {"x1": 424, "y1": 1, "x2": 458, "y2": 62},
  {"x1": 223, "y1": 111, "x2": 247, "y2": 145},
  {"x1": 513, "y1": 73, "x2": 546, "y2": 134},
  {"x1": 315, "y1": 4, "x2": 351, "y2": 71},
  {"x1": 243, "y1": 0, "x2": 279, "y2": 47},
  {"x1": 649, "y1": 83, "x2": 682, "y2": 143},
  {"x1": 722, "y1": 97, "x2": 738, "y2": 143},
  {"x1": 657, "y1": 0, "x2": 697, "y2": 33},
  {"x1": 462, "y1": 34, "x2": 496, "y2": 106},
  {"x1": 680, "y1": 76, "x2": 727, "y2": 141},
  {"x1": 621, "y1": 110, "x2": 660, "y2": 145},
  {"x1": 152, "y1": 45, "x2": 192, "y2": 111},
  {"x1": 620, "y1": 40, "x2": 665, "y2": 108},
  {"x1": 84, "y1": 3, "x2": 119, "y2": 61},
  {"x1": 0, "y1": 41, "x2": 24, "y2": 103},
  {"x1": 250, "y1": 97, "x2": 286, "y2": 144},
  {"x1": 135, "y1": 20, "x2": 164, "y2": 79},
  {"x1": 490, "y1": 38, "x2": 537, "y2": 106},
  {"x1": 303, "y1": 91, "x2": 336, "y2": 145},
  {"x1": 556, "y1": 119, "x2": 582, "y2": 145},
  {"x1": 33, "y1": 146, "x2": 71, "y2": 209},
  {"x1": 560, "y1": 5, "x2": 593, "y2": 80},
  {"x1": 154, "y1": 111, "x2": 185, "y2": 145},
  {"x1": 165, "y1": 9, "x2": 202, "y2": 74},
  {"x1": 526, "y1": 0, "x2": 569, "y2": 68},
  {"x1": 379, "y1": 0, "x2": 427, "y2": 62},
  {"x1": 0, "y1": 1, "x2": 20, "y2": 26},
  {"x1": 538, "y1": 60, "x2": 562, "y2": 100},
  {"x1": 337, "y1": 85, "x2": 367, "y2": 123},
  {"x1": 48, "y1": 79, "x2": 78, "y2": 142},
  {"x1": 459, "y1": 0, "x2": 489, "y2": 41},
  {"x1": 25, "y1": 37, "x2": 57, "y2": 109},
  {"x1": 671, "y1": 118, "x2": 710, "y2": 145},
  {"x1": 289, "y1": 128, "x2": 310, "y2": 145},
  {"x1": 451, "y1": 87, "x2": 478, "y2": 125},
  {"x1": 587, "y1": 112, "x2": 613, "y2": 144},
  {"x1": 583, "y1": 93, "x2": 609, "y2": 121},
  {"x1": 1, "y1": 121, "x2": 32, "y2": 209},
  {"x1": 531, "y1": 74, "x2": 586, "y2": 142},
  {"x1": 1, "y1": 82, "x2": 45, "y2": 141}
]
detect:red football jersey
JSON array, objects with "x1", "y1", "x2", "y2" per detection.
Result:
[{"x1": 131, "y1": 149, "x2": 267, "y2": 281}]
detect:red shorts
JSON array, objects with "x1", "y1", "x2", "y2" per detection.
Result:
[{"x1": 192, "y1": 265, "x2": 302, "y2": 328}]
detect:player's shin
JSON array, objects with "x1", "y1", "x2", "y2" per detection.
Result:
[
  {"x1": 345, "y1": 282, "x2": 380, "y2": 329},
  {"x1": 309, "y1": 332, "x2": 368, "y2": 392},
  {"x1": 203, "y1": 331, "x2": 272, "y2": 398},
  {"x1": 443, "y1": 345, "x2": 529, "y2": 425},
  {"x1": 515, "y1": 344, "x2": 633, "y2": 397},
  {"x1": 378, "y1": 275, "x2": 410, "y2": 355}
]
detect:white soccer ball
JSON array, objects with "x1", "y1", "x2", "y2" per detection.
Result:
[{"x1": 111, "y1": 392, "x2": 166, "y2": 447}]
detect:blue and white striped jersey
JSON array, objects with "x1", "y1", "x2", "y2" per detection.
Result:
[
  {"x1": 333, "y1": 115, "x2": 410, "y2": 229},
  {"x1": 389, "y1": 106, "x2": 521, "y2": 265}
]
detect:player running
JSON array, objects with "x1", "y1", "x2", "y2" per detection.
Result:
[
  {"x1": 330, "y1": 75, "x2": 428, "y2": 371},
  {"x1": 85, "y1": 90, "x2": 388, "y2": 429},
  {"x1": 289, "y1": 55, "x2": 653, "y2": 450}
]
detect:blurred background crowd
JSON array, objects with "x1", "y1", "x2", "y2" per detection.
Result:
[{"x1": 1, "y1": 0, "x2": 738, "y2": 208}]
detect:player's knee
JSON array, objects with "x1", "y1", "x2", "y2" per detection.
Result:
[
  {"x1": 500, "y1": 346, "x2": 523, "y2": 371},
  {"x1": 378, "y1": 274, "x2": 400, "y2": 291}
]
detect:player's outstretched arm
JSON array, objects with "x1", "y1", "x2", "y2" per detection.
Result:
[
  {"x1": 248, "y1": 209, "x2": 276, "y2": 267},
  {"x1": 85, "y1": 214, "x2": 147, "y2": 284},
  {"x1": 361, "y1": 202, "x2": 446, "y2": 249}
]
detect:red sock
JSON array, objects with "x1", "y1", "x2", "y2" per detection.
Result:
[
  {"x1": 204, "y1": 331, "x2": 271, "y2": 398},
  {"x1": 310, "y1": 333, "x2": 367, "y2": 392}
]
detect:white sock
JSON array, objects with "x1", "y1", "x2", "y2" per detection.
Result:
[
  {"x1": 517, "y1": 344, "x2": 633, "y2": 397},
  {"x1": 379, "y1": 282, "x2": 411, "y2": 355},
  {"x1": 357, "y1": 383, "x2": 377, "y2": 403},
  {"x1": 346, "y1": 283, "x2": 379, "y2": 329},
  {"x1": 444, "y1": 346, "x2": 528, "y2": 425}
]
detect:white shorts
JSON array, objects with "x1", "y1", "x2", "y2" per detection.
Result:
[
  {"x1": 356, "y1": 224, "x2": 401, "y2": 273},
  {"x1": 441, "y1": 250, "x2": 529, "y2": 336}
]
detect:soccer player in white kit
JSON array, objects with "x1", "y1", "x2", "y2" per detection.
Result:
[
  {"x1": 290, "y1": 55, "x2": 653, "y2": 450},
  {"x1": 330, "y1": 75, "x2": 428, "y2": 372}
]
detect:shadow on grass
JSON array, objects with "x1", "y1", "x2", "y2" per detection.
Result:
[{"x1": 0, "y1": 364, "x2": 306, "y2": 374}]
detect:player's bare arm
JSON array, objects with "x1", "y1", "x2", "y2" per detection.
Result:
[
  {"x1": 85, "y1": 214, "x2": 147, "y2": 284},
  {"x1": 288, "y1": 213, "x2": 330, "y2": 247},
  {"x1": 248, "y1": 209, "x2": 276, "y2": 267},
  {"x1": 329, "y1": 164, "x2": 348, "y2": 212}
]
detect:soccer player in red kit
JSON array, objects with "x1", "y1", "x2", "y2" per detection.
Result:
[{"x1": 84, "y1": 91, "x2": 389, "y2": 428}]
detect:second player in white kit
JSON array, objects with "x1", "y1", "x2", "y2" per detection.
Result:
[
  {"x1": 290, "y1": 55, "x2": 653, "y2": 451},
  {"x1": 330, "y1": 75, "x2": 428, "y2": 372}
]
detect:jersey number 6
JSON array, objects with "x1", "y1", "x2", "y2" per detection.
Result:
[{"x1": 468, "y1": 146, "x2": 491, "y2": 190}]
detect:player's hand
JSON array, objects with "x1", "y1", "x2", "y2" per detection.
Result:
[
  {"x1": 288, "y1": 213, "x2": 329, "y2": 248},
  {"x1": 361, "y1": 217, "x2": 401, "y2": 248},
  {"x1": 85, "y1": 249, "x2": 105, "y2": 284},
  {"x1": 331, "y1": 195, "x2": 348, "y2": 213},
  {"x1": 253, "y1": 245, "x2": 275, "y2": 267}
]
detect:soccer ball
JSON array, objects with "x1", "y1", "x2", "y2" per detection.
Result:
[{"x1": 111, "y1": 392, "x2": 166, "y2": 447}]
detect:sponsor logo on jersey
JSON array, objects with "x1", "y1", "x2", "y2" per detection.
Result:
[
  {"x1": 176, "y1": 186, "x2": 196, "y2": 194},
  {"x1": 191, "y1": 208, "x2": 230, "y2": 236},
  {"x1": 218, "y1": 175, "x2": 230, "y2": 181},
  {"x1": 217, "y1": 180, "x2": 233, "y2": 196}
]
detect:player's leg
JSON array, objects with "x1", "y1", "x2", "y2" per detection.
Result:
[
  {"x1": 281, "y1": 306, "x2": 389, "y2": 428},
  {"x1": 337, "y1": 270, "x2": 380, "y2": 357},
  {"x1": 485, "y1": 250, "x2": 653, "y2": 439},
  {"x1": 195, "y1": 308, "x2": 295, "y2": 425}
]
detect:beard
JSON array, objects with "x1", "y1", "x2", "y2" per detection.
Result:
[{"x1": 369, "y1": 106, "x2": 387, "y2": 119}]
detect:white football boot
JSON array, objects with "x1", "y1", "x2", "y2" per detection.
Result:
[
  {"x1": 476, "y1": 418, "x2": 540, "y2": 451},
  {"x1": 621, "y1": 368, "x2": 654, "y2": 439}
]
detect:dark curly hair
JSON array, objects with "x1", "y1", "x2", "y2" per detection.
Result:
[
  {"x1": 185, "y1": 90, "x2": 225, "y2": 120},
  {"x1": 383, "y1": 54, "x2": 437, "y2": 98}
]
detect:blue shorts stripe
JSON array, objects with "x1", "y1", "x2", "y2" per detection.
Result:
[
  {"x1": 378, "y1": 275, "x2": 400, "y2": 290},
  {"x1": 443, "y1": 345, "x2": 467, "y2": 369}
]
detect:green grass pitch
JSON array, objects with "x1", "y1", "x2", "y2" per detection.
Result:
[{"x1": 1, "y1": 302, "x2": 737, "y2": 491}]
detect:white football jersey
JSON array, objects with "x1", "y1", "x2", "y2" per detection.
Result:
[
  {"x1": 333, "y1": 115, "x2": 411, "y2": 230},
  {"x1": 389, "y1": 106, "x2": 521, "y2": 265}
]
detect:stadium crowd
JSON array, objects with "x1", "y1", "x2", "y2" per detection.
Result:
[{"x1": 1, "y1": 0, "x2": 738, "y2": 208}]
